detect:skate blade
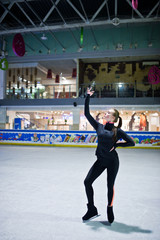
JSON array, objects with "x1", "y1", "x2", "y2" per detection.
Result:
[{"x1": 82, "y1": 214, "x2": 101, "y2": 222}]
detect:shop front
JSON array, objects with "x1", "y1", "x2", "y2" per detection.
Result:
[
  {"x1": 79, "y1": 109, "x2": 160, "y2": 132},
  {"x1": 4, "y1": 108, "x2": 160, "y2": 133}
]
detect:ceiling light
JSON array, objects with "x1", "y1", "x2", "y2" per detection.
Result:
[
  {"x1": 148, "y1": 42, "x2": 153, "y2": 47},
  {"x1": 41, "y1": 34, "x2": 47, "y2": 40},
  {"x1": 116, "y1": 43, "x2": 123, "y2": 51},
  {"x1": 134, "y1": 43, "x2": 138, "y2": 48},
  {"x1": 112, "y1": 17, "x2": 120, "y2": 26},
  {"x1": 152, "y1": 113, "x2": 158, "y2": 116},
  {"x1": 78, "y1": 47, "x2": 83, "y2": 52},
  {"x1": 143, "y1": 61, "x2": 159, "y2": 65}
]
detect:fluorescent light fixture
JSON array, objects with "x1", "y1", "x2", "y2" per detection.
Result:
[
  {"x1": 152, "y1": 113, "x2": 158, "y2": 116},
  {"x1": 112, "y1": 17, "x2": 120, "y2": 26},
  {"x1": 41, "y1": 34, "x2": 47, "y2": 40},
  {"x1": 142, "y1": 61, "x2": 159, "y2": 65},
  {"x1": 116, "y1": 43, "x2": 123, "y2": 51},
  {"x1": 148, "y1": 42, "x2": 153, "y2": 47},
  {"x1": 78, "y1": 47, "x2": 83, "y2": 52}
]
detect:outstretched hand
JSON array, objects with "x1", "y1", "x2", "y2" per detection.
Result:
[{"x1": 87, "y1": 87, "x2": 94, "y2": 96}]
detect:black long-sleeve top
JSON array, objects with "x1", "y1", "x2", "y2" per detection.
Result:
[{"x1": 85, "y1": 94, "x2": 135, "y2": 159}]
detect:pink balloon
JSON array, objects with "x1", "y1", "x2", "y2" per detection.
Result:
[
  {"x1": 12, "y1": 33, "x2": 25, "y2": 57},
  {"x1": 148, "y1": 66, "x2": 160, "y2": 85},
  {"x1": 132, "y1": 0, "x2": 138, "y2": 9}
]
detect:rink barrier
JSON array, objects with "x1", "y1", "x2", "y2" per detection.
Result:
[
  {"x1": 0, "y1": 129, "x2": 160, "y2": 149},
  {"x1": 0, "y1": 142, "x2": 160, "y2": 149}
]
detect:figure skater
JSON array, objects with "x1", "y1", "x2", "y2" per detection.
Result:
[{"x1": 82, "y1": 87, "x2": 135, "y2": 223}]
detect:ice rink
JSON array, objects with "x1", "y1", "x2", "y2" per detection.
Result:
[{"x1": 0, "y1": 145, "x2": 160, "y2": 240}]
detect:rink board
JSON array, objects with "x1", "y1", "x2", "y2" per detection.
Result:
[{"x1": 0, "y1": 129, "x2": 160, "y2": 148}]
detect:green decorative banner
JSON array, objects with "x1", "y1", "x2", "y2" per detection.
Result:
[
  {"x1": 0, "y1": 58, "x2": 8, "y2": 70},
  {"x1": 80, "y1": 27, "x2": 83, "y2": 46}
]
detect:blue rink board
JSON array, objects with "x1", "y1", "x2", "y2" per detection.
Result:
[{"x1": 0, "y1": 129, "x2": 160, "y2": 147}]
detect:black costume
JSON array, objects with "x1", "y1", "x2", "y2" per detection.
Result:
[{"x1": 83, "y1": 94, "x2": 135, "y2": 222}]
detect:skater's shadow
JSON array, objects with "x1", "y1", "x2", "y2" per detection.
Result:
[{"x1": 85, "y1": 221, "x2": 152, "y2": 234}]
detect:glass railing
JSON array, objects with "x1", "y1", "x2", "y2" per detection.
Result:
[
  {"x1": 79, "y1": 82, "x2": 160, "y2": 98},
  {"x1": 6, "y1": 84, "x2": 77, "y2": 99},
  {"x1": 5, "y1": 82, "x2": 160, "y2": 99}
]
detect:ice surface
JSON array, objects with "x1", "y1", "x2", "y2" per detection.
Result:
[{"x1": 0, "y1": 146, "x2": 160, "y2": 240}]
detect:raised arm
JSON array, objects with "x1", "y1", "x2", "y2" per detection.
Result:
[
  {"x1": 114, "y1": 128, "x2": 135, "y2": 148},
  {"x1": 85, "y1": 94, "x2": 99, "y2": 130}
]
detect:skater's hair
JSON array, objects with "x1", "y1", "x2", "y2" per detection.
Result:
[{"x1": 111, "y1": 109, "x2": 122, "y2": 142}]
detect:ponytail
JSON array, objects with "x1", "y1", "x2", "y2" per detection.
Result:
[
  {"x1": 117, "y1": 116, "x2": 122, "y2": 128},
  {"x1": 112, "y1": 116, "x2": 122, "y2": 142},
  {"x1": 110, "y1": 108, "x2": 122, "y2": 142},
  {"x1": 112, "y1": 127, "x2": 117, "y2": 142}
]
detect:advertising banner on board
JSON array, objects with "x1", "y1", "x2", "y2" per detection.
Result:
[{"x1": 0, "y1": 130, "x2": 160, "y2": 148}]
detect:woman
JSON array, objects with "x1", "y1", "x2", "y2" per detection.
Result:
[{"x1": 83, "y1": 87, "x2": 135, "y2": 223}]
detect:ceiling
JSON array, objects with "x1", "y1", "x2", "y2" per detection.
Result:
[
  {"x1": 0, "y1": 0, "x2": 160, "y2": 35},
  {"x1": 1, "y1": 0, "x2": 160, "y2": 79},
  {"x1": 8, "y1": 59, "x2": 77, "y2": 79},
  {"x1": 39, "y1": 59, "x2": 77, "y2": 76},
  {"x1": 81, "y1": 55, "x2": 160, "y2": 63}
]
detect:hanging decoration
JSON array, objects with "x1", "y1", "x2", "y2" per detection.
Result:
[
  {"x1": 26, "y1": 80, "x2": 28, "y2": 89},
  {"x1": 21, "y1": 68, "x2": 24, "y2": 93},
  {"x1": 8, "y1": 69, "x2": 12, "y2": 92},
  {"x1": 8, "y1": 69, "x2": 11, "y2": 77},
  {"x1": 55, "y1": 74, "x2": 60, "y2": 83},
  {"x1": 30, "y1": 68, "x2": 33, "y2": 93},
  {"x1": 132, "y1": 0, "x2": 138, "y2": 9},
  {"x1": 13, "y1": 69, "x2": 15, "y2": 83},
  {"x1": 17, "y1": 81, "x2": 20, "y2": 89},
  {"x1": 148, "y1": 66, "x2": 160, "y2": 84},
  {"x1": 47, "y1": 69, "x2": 52, "y2": 79},
  {"x1": 0, "y1": 58, "x2": 8, "y2": 70},
  {"x1": 21, "y1": 86, "x2": 24, "y2": 94},
  {"x1": 12, "y1": 33, "x2": 25, "y2": 57},
  {"x1": 34, "y1": 67, "x2": 37, "y2": 88},
  {"x1": 30, "y1": 68, "x2": 33, "y2": 83},
  {"x1": 72, "y1": 68, "x2": 77, "y2": 78},
  {"x1": 35, "y1": 67, "x2": 37, "y2": 76},
  {"x1": 21, "y1": 68, "x2": 24, "y2": 82},
  {"x1": 17, "y1": 69, "x2": 20, "y2": 88},
  {"x1": 8, "y1": 81, "x2": 11, "y2": 89},
  {"x1": 80, "y1": 27, "x2": 83, "y2": 46},
  {"x1": 26, "y1": 68, "x2": 28, "y2": 88}
]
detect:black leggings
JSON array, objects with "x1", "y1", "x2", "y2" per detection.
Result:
[{"x1": 84, "y1": 157, "x2": 119, "y2": 206}]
